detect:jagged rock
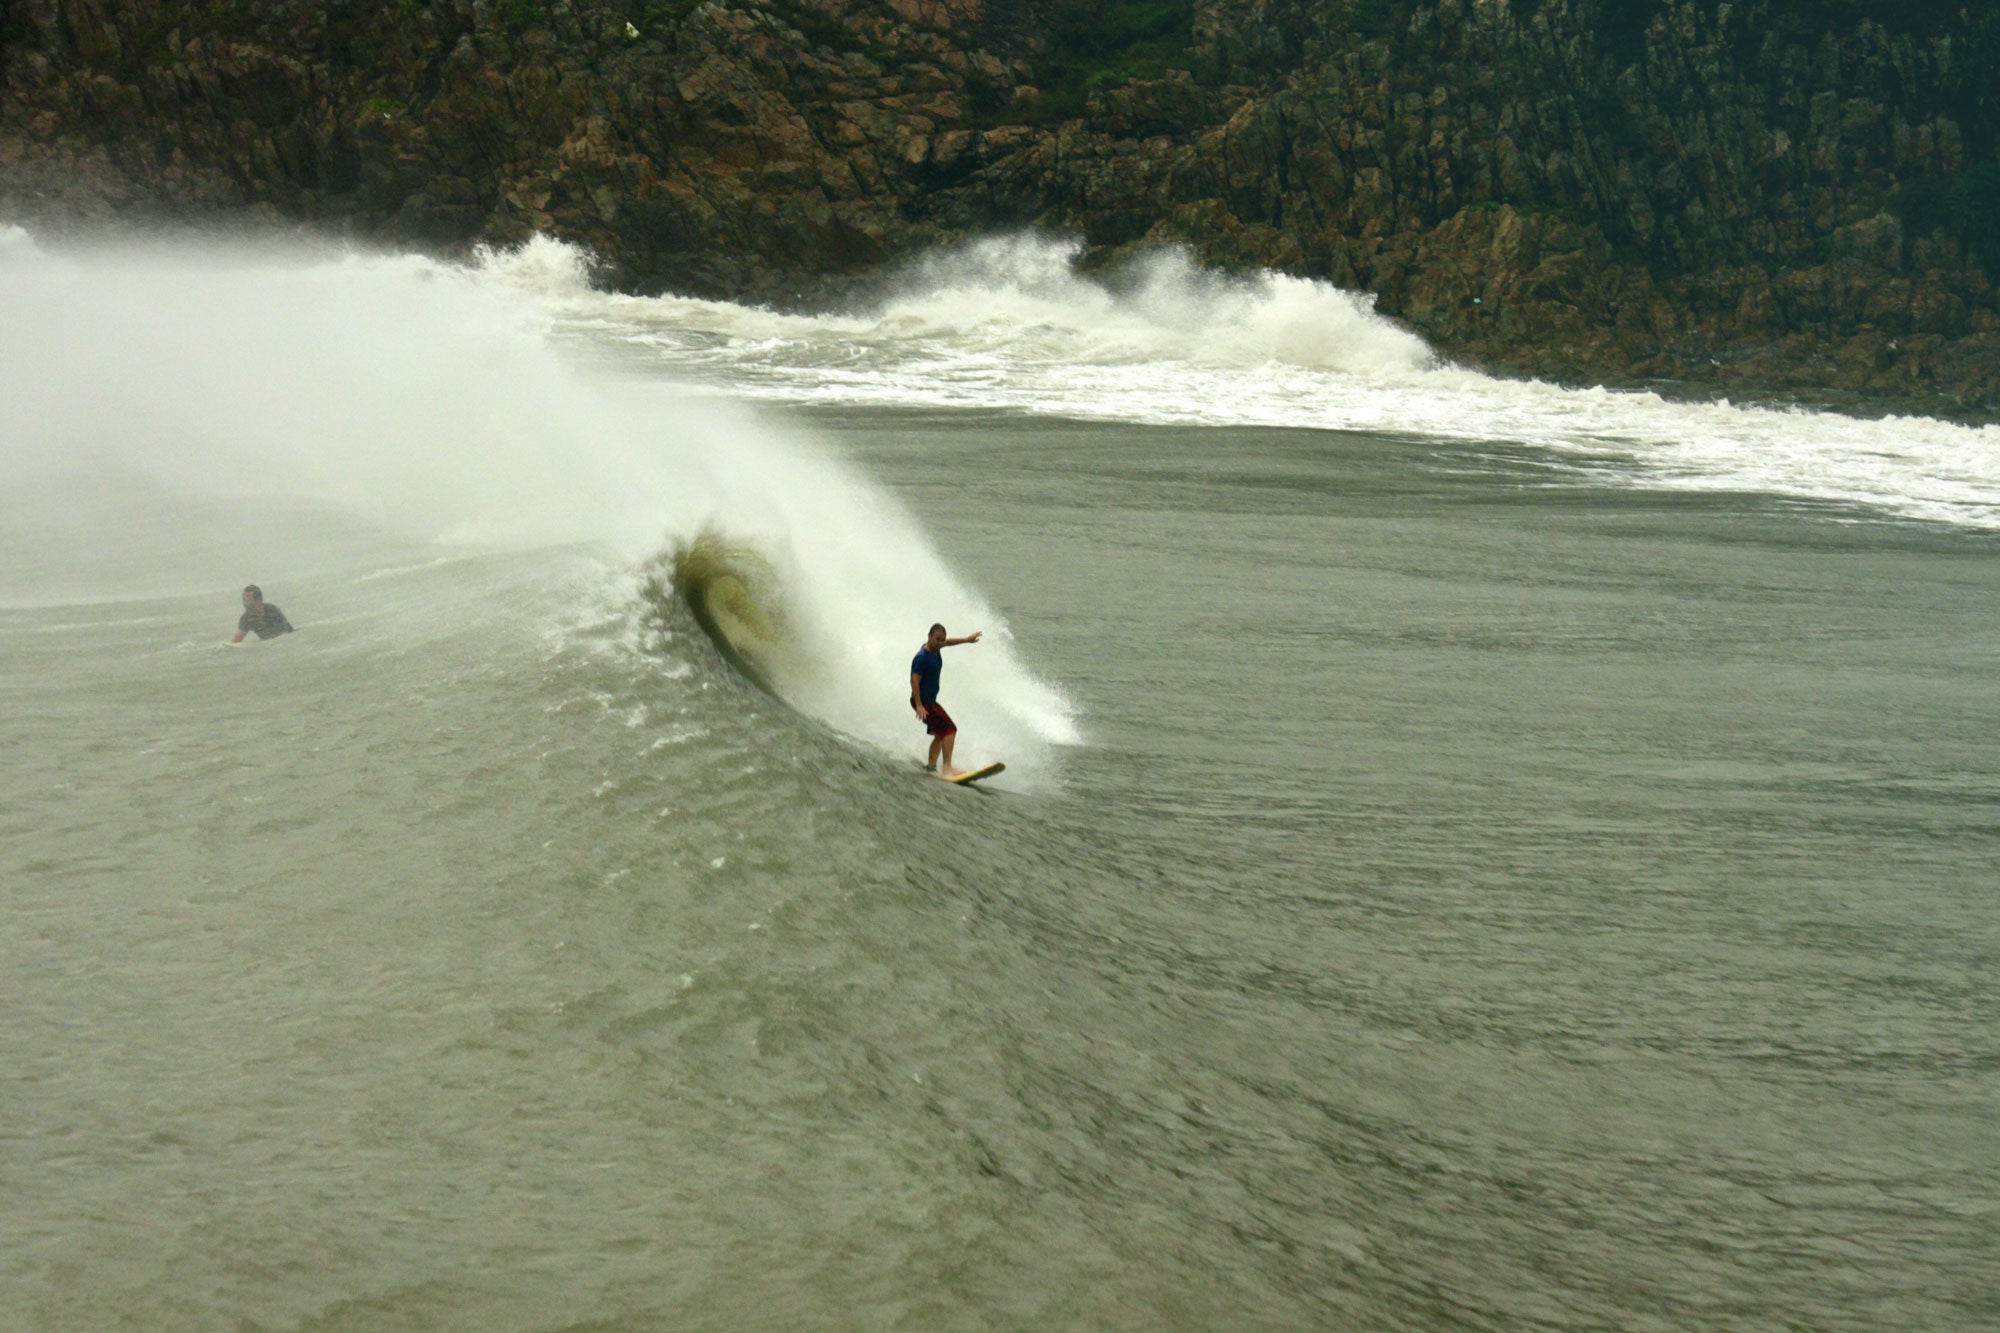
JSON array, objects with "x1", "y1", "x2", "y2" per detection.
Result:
[{"x1": 1, "y1": 0, "x2": 1996, "y2": 415}]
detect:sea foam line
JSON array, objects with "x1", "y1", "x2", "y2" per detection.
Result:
[{"x1": 489, "y1": 233, "x2": 2000, "y2": 532}]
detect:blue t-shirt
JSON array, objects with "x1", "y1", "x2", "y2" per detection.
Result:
[{"x1": 911, "y1": 646, "x2": 943, "y2": 704}]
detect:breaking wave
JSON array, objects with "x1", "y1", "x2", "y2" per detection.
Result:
[
  {"x1": 0, "y1": 227, "x2": 1079, "y2": 765},
  {"x1": 500, "y1": 232, "x2": 2000, "y2": 531}
]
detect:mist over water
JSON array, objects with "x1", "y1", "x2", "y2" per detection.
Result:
[{"x1": 0, "y1": 228, "x2": 1075, "y2": 760}]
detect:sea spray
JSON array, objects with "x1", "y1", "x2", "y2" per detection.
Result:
[
  {"x1": 0, "y1": 227, "x2": 1079, "y2": 762},
  {"x1": 887, "y1": 235, "x2": 1438, "y2": 374}
]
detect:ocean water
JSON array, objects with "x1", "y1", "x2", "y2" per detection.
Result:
[{"x1": 2, "y1": 225, "x2": 1997, "y2": 1328}]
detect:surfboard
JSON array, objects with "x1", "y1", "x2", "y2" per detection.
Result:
[{"x1": 941, "y1": 761, "x2": 1005, "y2": 785}]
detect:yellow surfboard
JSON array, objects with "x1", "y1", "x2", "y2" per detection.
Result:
[{"x1": 940, "y1": 762, "x2": 1005, "y2": 786}]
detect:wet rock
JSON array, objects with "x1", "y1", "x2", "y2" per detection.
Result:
[{"x1": 1, "y1": 0, "x2": 1996, "y2": 417}]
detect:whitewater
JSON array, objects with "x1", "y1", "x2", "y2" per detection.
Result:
[{"x1": 501, "y1": 230, "x2": 2000, "y2": 532}]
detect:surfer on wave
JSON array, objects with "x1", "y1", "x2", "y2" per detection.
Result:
[{"x1": 911, "y1": 622, "x2": 980, "y2": 776}]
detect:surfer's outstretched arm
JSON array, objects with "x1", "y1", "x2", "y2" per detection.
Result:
[{"x1": 943, "y1": 631, "x2": 982, "y2": 647}]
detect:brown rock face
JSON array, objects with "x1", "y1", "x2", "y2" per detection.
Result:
[{"x1": 2, "y1": 0, "x2": 1996, "y2": 417}]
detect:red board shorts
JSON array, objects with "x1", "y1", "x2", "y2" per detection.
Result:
[{"x1": 915, "y1": 700, "x2": 956, "y2": 737}]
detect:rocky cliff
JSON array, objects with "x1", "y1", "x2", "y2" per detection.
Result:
[{"x1": 4, "y1": 0, "x2": 1997, "y2": 416}]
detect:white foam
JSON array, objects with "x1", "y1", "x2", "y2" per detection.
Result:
[
  {"x1": 0, "y1": 222, "x2": 43, "y2": 262},
  {"x1": 547, "y1": 232, "x2": 2000, "y2": 531},
  {"x1": 472, "y1": 232, "x2": 600, "y2": 298}
]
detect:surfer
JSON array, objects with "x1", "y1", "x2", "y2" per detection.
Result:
[
  {"x1": 231, "y1": 585, "x2": 295, "y2": 643},
  {"x1": 911, "y1": 622, "x2": 981, "y2": 776}
]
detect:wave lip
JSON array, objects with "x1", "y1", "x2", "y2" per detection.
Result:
[{"x1": 646, "y1": 520, "x2": 1079, "y2": 777}]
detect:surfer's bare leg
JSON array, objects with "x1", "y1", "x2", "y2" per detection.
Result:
[
  {"x1": 939, "y1": 731, "x2": 961, "y2": 777},
  {"x1": 927, "y1": 735, "x2": 945, "y2": 771}
]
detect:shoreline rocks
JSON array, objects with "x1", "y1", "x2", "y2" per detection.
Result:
[{"x1": 3, "y1": 0, "x2": 1995, "y2": 421}]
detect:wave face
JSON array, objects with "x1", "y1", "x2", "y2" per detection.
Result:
[
  {"x1": 0, "y1": 228, "x2": 1078, "y2": 762},
  {"x1": 502, "y1": 232, "x2": 2000, "y2": 532}
]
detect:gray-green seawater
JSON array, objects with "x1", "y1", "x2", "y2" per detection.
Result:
[
  {"x1": 4, "y1": 409, "x2": 1996, "y2": 1328},
  {"x1": 4, "y1": 229, "x2": 1998, "y2": 1329}
]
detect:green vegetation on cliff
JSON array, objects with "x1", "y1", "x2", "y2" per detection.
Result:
[
  {"x1": 3, "y1": 0, "x2": 1996, "y2": 414},
  {"x1": 1953, "y1": 162, "x2": 2000, "y2": 271},
  {"x1": 1027, "y1": 1, "x2": 1198, "y2": 120}
]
